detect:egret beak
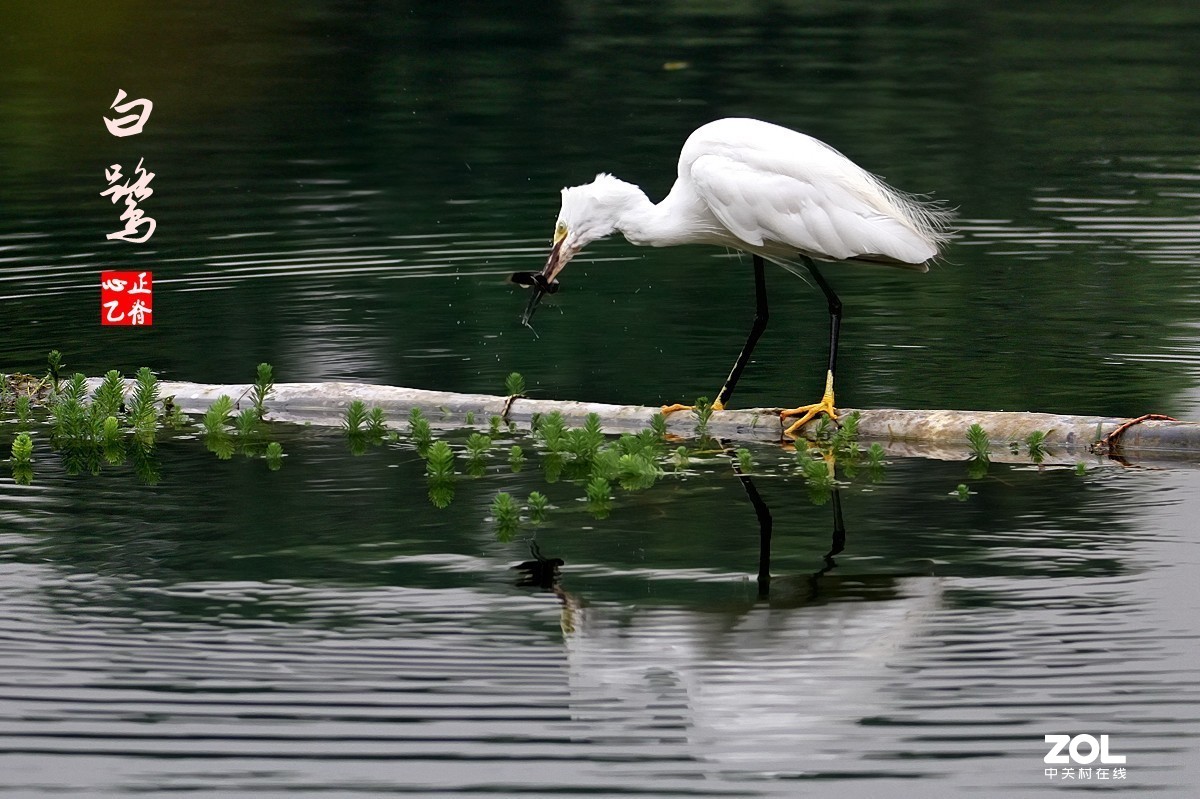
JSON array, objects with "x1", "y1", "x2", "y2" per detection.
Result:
[
  {"x1": 512, "y1": 228, "x2": 569, "y2": 328},
  {"x1": 540, "y1": 234, "x2": 569, "y2": 285}
]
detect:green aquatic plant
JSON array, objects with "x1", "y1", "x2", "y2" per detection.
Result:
[
  {"x1": 673, "y1": 445, "x2": 689, "y2": 471},
  {"x1": 10, "y1": 432, "x2": 33, "y2": 465},
  {"x1": 558, "y1": 413, "x2": 604, "y2": 463},
  {"x1": 101, "y1": 415, "x2": 121, "y2": 445},
  {"x1": 465, "y1": 432, "x2": 491, "y2": 476},
  {"x1": 811, "y1": 414, "x2": 836, "y2": 442},
  {"x1": 489, "y1": 414, "x2": 503, "y2": 436},
  {"x1": 10, "y1": 436, "x2": 33, "y2": 483},
  {"x1": 966, "y1": 422, "x2": 991, "y2": 478},
  {"x1": 618, "y1": 429, "x2": 653, "y2": 455},
  {"x1": 128, "y1": 368, "x2": 160, "y2": 439},
  {"x1": 509, "y1": 444, "x2": 525, "y2": 472},
  {"x1": 585, "y1": 476, "x2": 612, "y2": 519},
  {"x1": 408, "y1": 407, "x2": 433, "y2": 455},
  {"x1": 590, "y1": 447, "x2": 620, "y2": 481},
  {"x1": 251, "y1": 362, "x2": 274, "y2": 419},
  {"x1": 428, "y1": 481, "x2": 454, "y2": 509},
  {"x1": 235, "y1": 407, "x2": 260, "y2": 438},
  {"x1": 91, "y1": 370, "x2": 125, "y2": 421},
  {"x1": 955, "y1": 483, "x2": 971, "y2": 501},
  {"x1": 799, "y1": 411, "x2": 864, "y2": 473},
  {"x1": 101, "y1": 428, "x2": 126, "y2": 466},
  {"x1": 265, "y1": 441, "x2": 284, "y2": 470},
  {"x1": 425, "y1": 440, "x2": 455, "y2": 480},
  {"x1": 424, "y1": 440, "x2": 456, "y2": 508},
  {"x1": 48, "y1": 375, "x2": 94, "y2": 442},
  {"x1": 1026, "y1": 430, "x2": 1048, "y2": 464},
  {"x1": 790, "y1": 411, "x2": 869, "y2": 483},
  {"x1": 204, "y1": 430, "x2": 236, "y2": 460},
  {"x1": 649, "y1": 412, "x2": 668, "y2": 440},
  {"x1": 800, "y1": 451, "x2": 835, "y2": 505},
  {"x1": 527, "y1": 490, "x2": 549, "y2": 522},
  {"x1": 15, "y1": 395, "x2": 32, "y2": 426},
  {"x1": 61, "y1": 373, "x2": 88, "y2": 405},
  {"x1": 967, "y1": 423, "x2": 991, "y2": 460},
  {"x1": 565, "y1": 427, "x2": 602, "y2": 463},
  {"x1": 1075, "y1": 461, "x2": 1087, "y2": 476},
  {"x1": 830, "y1": 411, "x2": 860, "y2": 452},
  {"x1": 466, "y1": 432, "x2": 492, "y2": 458},
  {"x1": 465, "y1": 410, "x2": 476, "y2": 426},
  {"x1": 867, "y1": 443, "x2": 886, "y2": 468},
  {"x1": 587, "y1": 433, "x2": 662, "y2": 491},
  {"x1": 491, "y1": 491, "x2": 520, "y2": 541},
  {"x1": 367, "y1": 407, "x2": 387, "y2": 438},
  {"x1": 866, "y1": 442, "x2": 887, "y2": 482},
  {"x1": 202, "y1": 395, "x2": 235, "y2": 435},
  {"x1": 127, "y1": 438, "x2": 160, "y2": 485},
  {"x1": 505, "y1": 372, "x2": 526, "y2": 397},
  {"x1": 344, "y1": 400, "x2": 368, "y2": 433},
  {"x1": 800, "y1": 452, "x2": 833, "y2": 484},
  {"x1": 692, "y1": 396, "x2": 714, "y2": 438},
  {"x1": 542, "y1": 451, "x2": 564, "y2": 484},
  {"x1": 616, "y1": 452, "x2": 659, "y2": 490},
  {"x1": 735, "y1": 447, "x2": 754, "y2": 473},
  {"x1": 46, "y1": 350, "x2": 63, "y2": 392},
  {"x1": 536, "y1": 411, "x2": 567, "y2": 453}
]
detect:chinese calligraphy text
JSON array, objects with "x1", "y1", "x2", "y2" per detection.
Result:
[{"x1": 102, "y1": 90, "x2": 156, "y2": 243}]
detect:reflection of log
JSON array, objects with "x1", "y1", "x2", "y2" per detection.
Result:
[{"x1": 97, "y1": 380, "x2": 1200, "y2": 461}]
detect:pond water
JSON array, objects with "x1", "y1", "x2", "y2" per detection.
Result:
[{"x1": 3, "y1": 3, "x2": 1200, "y2": 796}]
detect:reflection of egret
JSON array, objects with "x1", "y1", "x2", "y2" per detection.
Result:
[
  {"x1": 509, "y1": 477, "x2": 941, "y2": 776},
  {"x1": 514, "y1": 118, "x2": 952, "y2": 435}
]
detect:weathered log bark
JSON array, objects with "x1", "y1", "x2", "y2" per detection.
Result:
[{"x1": 104, "y1": 380, "x2": 1200, "y2": 464}]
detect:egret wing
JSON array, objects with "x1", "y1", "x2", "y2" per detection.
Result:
[{"x1": 689, "y1": 152, "x2": 937, "y2": 266}]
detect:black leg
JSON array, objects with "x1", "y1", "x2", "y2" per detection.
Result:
[
  {"x1": 802, "y1": 256, "x2": 842, "y2": 378},
  {"x1": 807, "y1": 487, "x2": 847, "y2": 601},
  {"x1": 715, "y1": 255, "x2": 769, "y2": 409}
]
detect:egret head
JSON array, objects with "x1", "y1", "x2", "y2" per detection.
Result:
[{"x1": 513, "y1": 174, "x2": 644, "y2": 327}]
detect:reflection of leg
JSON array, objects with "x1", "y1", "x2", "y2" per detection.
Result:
[
  {"x1": 731, "y1": 448, "x2": 773, "y2": 600},
  {"x1": 828, "y1": 488, "x2": 846, "y2": 564},
  {"x1": 808, "y1": 488, "x2": 846, "y2": 601}
]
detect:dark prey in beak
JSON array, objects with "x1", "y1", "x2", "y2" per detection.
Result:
[{"x1": 511, "y1": 271, "x2": 561, "y2": 328}]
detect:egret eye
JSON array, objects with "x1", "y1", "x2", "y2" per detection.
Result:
[{"x1": 553, "y1": 223, "x2": 567, "y2": 244}]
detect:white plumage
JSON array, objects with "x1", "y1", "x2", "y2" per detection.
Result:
[
  {"x1": 520, "y1": 117, "x2": 953, "y2": 432},
  {"x1": 546, "y1": 117, "x2": 951, "y2": 278}
]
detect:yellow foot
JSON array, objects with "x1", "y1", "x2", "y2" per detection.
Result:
[
  {"x1": 660, "y1": 399, "x2": 725, "y2": 416},
  {"x1": 780, "y1": 371, "x2": 837, "y2": 438}
]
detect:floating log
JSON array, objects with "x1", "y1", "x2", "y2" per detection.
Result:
[{"x1": 95, "y1": 379, "x2": 1200, "y2": 465}]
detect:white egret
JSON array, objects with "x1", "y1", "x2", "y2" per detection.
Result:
[{"x1": 513, "y1": 117, "x2": 952, "y2": 436}]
